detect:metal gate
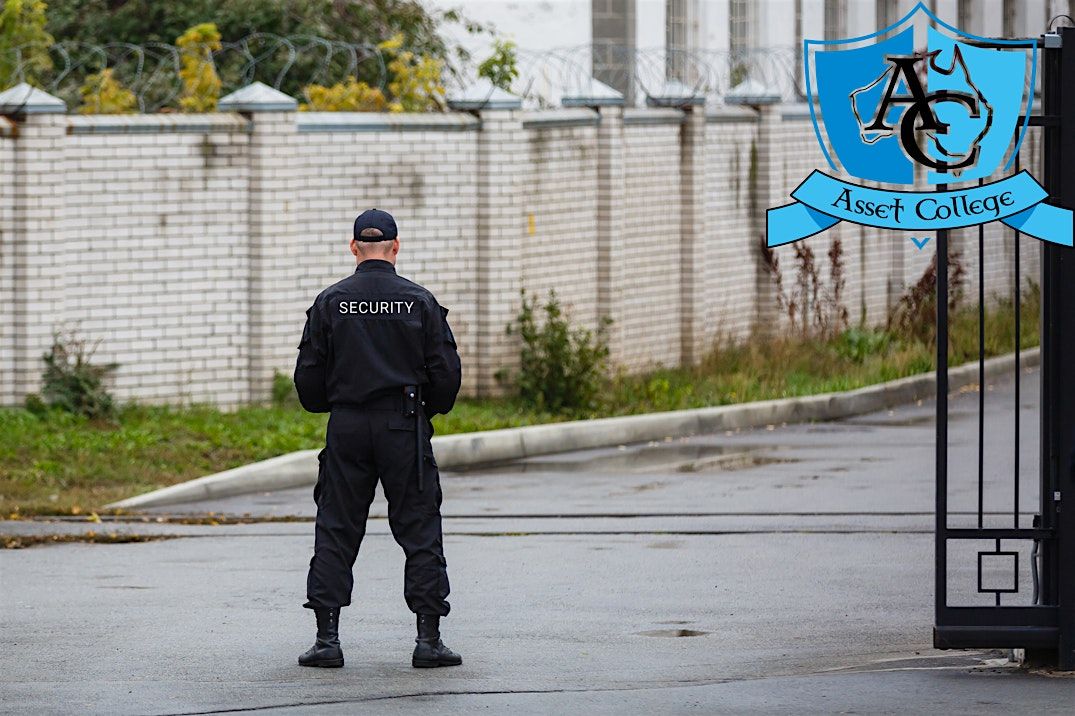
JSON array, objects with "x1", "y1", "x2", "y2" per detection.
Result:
[{"x1": 934, "y1": 27, "x2": 1075, "y2": 668}]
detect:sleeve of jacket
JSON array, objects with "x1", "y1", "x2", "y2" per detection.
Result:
[
  {"x1": 422, "y1": 299, "x2": 462, "y2": 415},
  {"x1": 294, "y1": 299, "x2": 331, "y2": 413}
]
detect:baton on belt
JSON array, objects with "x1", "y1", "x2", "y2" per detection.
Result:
[{"x1": 404, "y1": 385, "x2": 425, "y2": 492}]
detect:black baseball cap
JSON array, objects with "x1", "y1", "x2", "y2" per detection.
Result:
[{"x1": 353, "y1": 208, "x2": 398, "y2": 242}]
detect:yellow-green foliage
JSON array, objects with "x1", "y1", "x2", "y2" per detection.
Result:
[
  {"x1": 379, "y1": 33, "x2": 444, "y2": 113},
  {"x1": 300, "y1": 77, "x2": 386, "y2": 112},
  {"x1": 78, "y1": 68, "x2": 136, "y2": 114},
  {"x1": 176, "y1": 22, "x2": 221, "y2": 113},
  {"x1": 0, "y1": 0, "x2": 54, "y2": 88}
]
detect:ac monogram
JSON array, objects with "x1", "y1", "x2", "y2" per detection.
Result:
[{"x1": 862, "y1": 50, "x2": 981, "y2": 171}]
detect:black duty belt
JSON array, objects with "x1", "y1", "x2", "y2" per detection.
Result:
[{"x1": 331, "y1": 393, "x2": 405, "y2": 412}]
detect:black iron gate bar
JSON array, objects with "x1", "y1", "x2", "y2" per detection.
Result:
[{"x1": 934, "y1": 31, "x2": 1067, "y2": 658}]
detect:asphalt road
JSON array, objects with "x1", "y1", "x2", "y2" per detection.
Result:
[{"x1": 3, "y1": 364, "x2": 1073, "y2": 714}]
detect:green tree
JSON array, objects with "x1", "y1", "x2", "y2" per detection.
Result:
[
  {"x1": 176, "y1": 22, "x2": 221, "y2": 112},
  {"x1": 78, "y1": 67, "x2": 137, "y2": 114},
  {"x1": 301, "y1": 76, "x2": 386, "y2": 111},
  {"x1": 0, "y1": 0, "x2": 54, "y2": 89},
  {"x1": 478, "y1": 39, "x2": 518, "y2": 91},
  {"x1": 44, "y1": 0, "x2": 491, "y2": 99},
  {"x1": 380, "y1": 33, "x2": 444, "y2": 112}
]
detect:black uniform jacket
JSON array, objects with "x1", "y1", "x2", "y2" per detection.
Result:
[{"x1": 293, "y1": 259, "x2": 462, "y2": 415}]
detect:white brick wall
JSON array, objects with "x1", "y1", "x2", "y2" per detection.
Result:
[
  {"x1": 0, "y1": 104, "x2": 1046, "y2": 407},
  {"x1": 521, "y1": 116, "x2": 600, "y2": 330},
  {"x1": 618, "y1": 112, "x2": 683, "y2": 371},
  {"x1": 62, "y1": 117, "x2": 251, "y2": 406}
]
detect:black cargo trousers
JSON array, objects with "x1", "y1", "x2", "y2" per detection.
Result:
[{"x1": 304, "y1": 405, "x2": 449, "y2": 617}]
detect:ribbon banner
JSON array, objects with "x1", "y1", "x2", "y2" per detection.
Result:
[{"x1": 767, "y1": 170, "x2": 1073, "y2": 247}]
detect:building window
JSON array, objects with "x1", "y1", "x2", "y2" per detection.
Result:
[
  {"x1": 666, "y1": 0, "x2": 692, "y2": 80},
  {"x1": 729, "y1": 0, "x2": 753, "y2": 54},
  {"x1": 729, "y1": 0, "x2": 753, "y2": 86},
  {"x1": 824, "y1": 0, "x2": 848, "y2": 40}
]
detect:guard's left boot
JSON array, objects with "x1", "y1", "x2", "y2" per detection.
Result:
[
  {"x1": 298, "y1": 608, "x2": 344, "y2": 668},
  {"x1": 412, "y1": 614, "x2": 462, "y2": 668}
]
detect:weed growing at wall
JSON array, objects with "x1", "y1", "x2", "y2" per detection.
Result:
[
  {"x1": 762, "y1": 236, "x2": 849, "y2": 339},
  {"x1": 271, "y1": 370, "x2": 298, "y2": 407},
  {"x1": 32, "y1": 331, "x2": 118, "y2": 420},
  {"x1": 176, "y1": 22, "x2": 222, "y2": 112},
  {"x1": 502, "y1": 290, "x2": 611, "y2": 414},
  {"x1": 887, "y1": 246, "x2": 967, "y2": 345}
]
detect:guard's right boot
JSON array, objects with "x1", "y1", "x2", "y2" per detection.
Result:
[
  {"x1": 412, "y1": 614, "x2": 462, "y2": 668},
  {"x1": 298, "y1": 608, "x2": 344, "y2": 668}
]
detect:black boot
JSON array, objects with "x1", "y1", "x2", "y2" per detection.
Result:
[
  {"x1": 412, "y1": 614, "x2": 462, "y2": 668},
  {"x1": 298, "y1": 608, "x2": 344, "y2": 668}
]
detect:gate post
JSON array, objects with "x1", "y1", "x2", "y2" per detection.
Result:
[{"x1": 1043, "y1": 25, "x2": 1075, "y2": 671}]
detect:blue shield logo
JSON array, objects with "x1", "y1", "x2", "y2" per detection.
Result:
[{"x1": 805, "y1": 2, "x2": 1037, "y2": 186}]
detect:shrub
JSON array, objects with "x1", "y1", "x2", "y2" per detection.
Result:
[
  {"x1": 38, "y1": 331, "x2": 118, "y2": 419},
  {"x1": 300, "y1": 77, "x2": 386, "y2": 111},
  {"x1": 78, "y1": 68, "x2": 137, "y2": 114},
  {"x1": 833, "y1": 327, "x2": 892, "y2": 364},
  {"x1": 176, "y1": 22, "x2": 221, "y2": 112},
  {"x1": 504, "y1": 290, "x2": 611, "y2": 414},
  {"x1": 478, "y1": 39, "x2": 519, "y2": 91},
  {"x1": 271, "y1": 370, "x2": 298, "y2": 406},
  {"x1": 0, "y1": 0, "x2": 53, "y2": 88},
  {"x1": 887, "y1": 246, "x2": 966, "y2": 345}
]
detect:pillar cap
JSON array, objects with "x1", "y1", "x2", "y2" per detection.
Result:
[
  {"x1": 0, "y1": 83, "x2": 66, "y2": 115},
  {"x1": 447, "y1": 78, "x2": 522, "y2": 111},
  {"x1": 218, "y1": 81, "x2": 298, "y2": 112},
  {"x1": 646, "y1": 79, "x2": 706, "y2": 108},
  {"x1": 561, "y1": 78, "x2": 624, "y2": 108},
  {"x1": 724, "y1": 79, "x2": 782, "y2": 106}
]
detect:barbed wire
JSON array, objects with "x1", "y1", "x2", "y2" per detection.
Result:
[
  {"x1": 2, "y1": 35, "x2": 392, "y2": 112},
  {"x1": 1, "y1": 32, "x2": 1050, "y2": 114},
  {"x1": 12, "y1": 35, "x2": 983, "y2": 112},
  {"x1": 506, "y1": 45, "x2": 804, "y2": 108}
]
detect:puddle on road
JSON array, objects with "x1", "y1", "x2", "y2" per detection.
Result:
[
  {"x1": 637, "y1": 629, "x2": 710, "y2": 638},
  {"x1": 841, "y1": 413, "x2": 937, "y2": 428},
  {"x1": 676, "y1": 454, "x2": 795, "y2": 473},
  {"x1": 1, "y1": 532, "x2": 182, "y2": 549},
  {"x1": 647, "y1": 540, "x2": 683, "y2": 549}
]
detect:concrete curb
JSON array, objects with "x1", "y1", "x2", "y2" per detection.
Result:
[{"x1": 107, "y1": 349, "x2": 1039, "y2": 510}]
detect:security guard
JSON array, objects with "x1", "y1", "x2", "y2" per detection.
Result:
[{"x1": 293, "y1": 208, "x2": 462, "y2": 669}]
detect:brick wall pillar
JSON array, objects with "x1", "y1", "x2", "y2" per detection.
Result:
[
  {"x1": 0, "y1": 85, "x2": 68, "y2": 401},
  {"x1": 451, "y1": 82, "x2": 526, "y2": 396},
  {"x1": 752, "y1": 103, "x2": 783, "y2": 336},
  {"x1": 220, "y1": 82, "x2": 298, "y2": 402},
  {"x1": 678, "y1": 105, "x2": 708, "y2": 364},
  {"x1": 590, "y1": 100, "x2": 627, "y2": 363},
  {"x1": 473, "y1": 108, "x2": 526, "y2": 395}
]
